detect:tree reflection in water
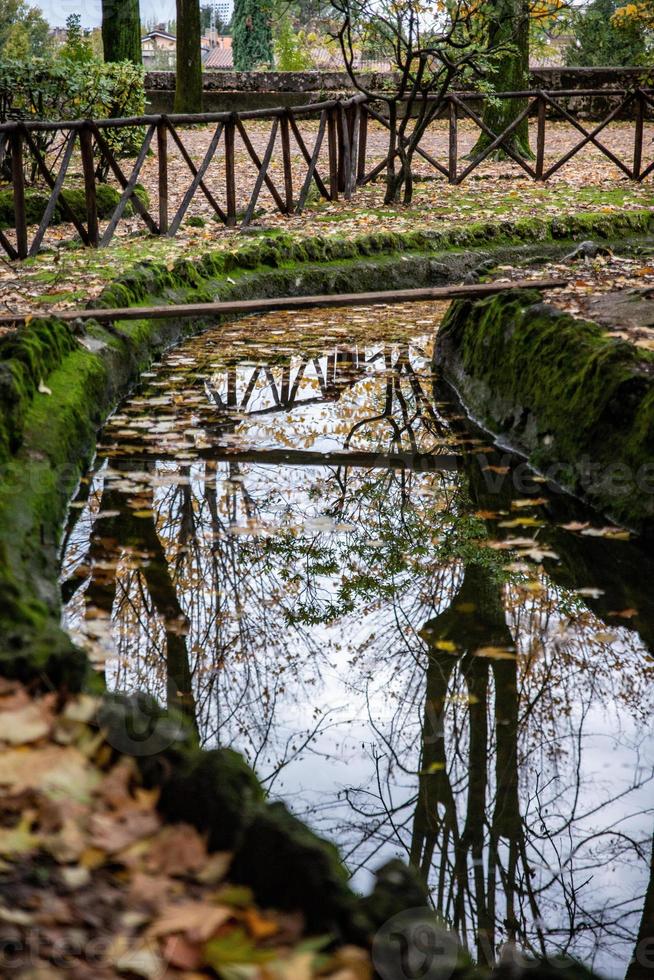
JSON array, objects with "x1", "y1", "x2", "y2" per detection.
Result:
[{"x1": 61, "y1": 330, "x2": 654, "y2": 976}]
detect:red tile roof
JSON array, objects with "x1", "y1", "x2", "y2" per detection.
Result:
[{"x1": 204, "y1": 38, "x2": 233, "y2": 69}]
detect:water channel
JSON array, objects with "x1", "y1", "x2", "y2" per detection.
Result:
[{"x1": 60, "y1": 302, "x2": 654, "y2": 977}]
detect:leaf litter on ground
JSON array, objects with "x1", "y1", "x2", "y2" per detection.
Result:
[{"x1": 0, "y1": 677, "x2": 371, "y2": 979}]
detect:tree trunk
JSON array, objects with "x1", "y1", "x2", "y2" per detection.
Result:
[
  {"x1": 101, "y1": 0, "x2": 142, "y2": 65},
  {"x1": 174, "y1": 0, "x2": 203, "y2": 114},
  {"x1": 471, "y1": 0, "x2": 533, "y2": 160},
  {"x1": 383, "y1": 144, "x2": 415, "y2": 204},
  {"x1": 625, "y1": 830, "x2": 654, "y2": 980}
]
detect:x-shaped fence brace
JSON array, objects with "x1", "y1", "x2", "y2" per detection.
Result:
[
  {"x1": 0, "y1": 88, "x2": 651, "y2": 259},
  {"x1": 205, "y1": 350, "x2": 377, "y2": 419},
  {"x1": 364, "y1": 89, "x2": 650, "y2": 186}
]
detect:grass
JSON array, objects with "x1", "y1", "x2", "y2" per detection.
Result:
[{"x1": 1, "y1": 176, "x2": 652, "y2": 317}]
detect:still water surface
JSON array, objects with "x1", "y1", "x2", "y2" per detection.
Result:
[{"x1": 60, "y1": 306, "x2": 654, "y2": 977}]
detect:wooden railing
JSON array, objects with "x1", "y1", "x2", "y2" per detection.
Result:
[{"x1": 0, "y1": 88, "x2": 651, "y2": 259}]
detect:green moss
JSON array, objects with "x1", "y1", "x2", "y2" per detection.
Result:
[
  {"x1": 97, "y1": 209, "x2": 654, "y2": 315},
  {"x1": 0, "y1": 317, "x2": 77, "y2": 461},
  {"x1": 0, "y1": 338, "x2": 107, "y2": 686},
  {"x1": 152, "y1": 745, "x2": 265, "y2": 851},
  {"x1": 436, "y1": 290, "x2": 654, "y2": 534}
]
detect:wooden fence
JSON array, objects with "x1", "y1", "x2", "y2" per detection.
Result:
[{"x1": 0, "y1": 87, "x2": 652, "y2": 260}]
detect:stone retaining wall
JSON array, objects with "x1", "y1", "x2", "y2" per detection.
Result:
[
  {"x1": 435, "y1": 289, "x2": 654, "y2": 536},
  {"x1": 145, "y1": 66, "x2": 653, "y2": 115}
]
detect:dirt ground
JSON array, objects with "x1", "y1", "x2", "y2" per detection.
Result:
[{"x1": 0, "y1": 116, "x2": 652, "y2": 319}]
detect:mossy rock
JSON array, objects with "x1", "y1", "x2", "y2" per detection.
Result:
[
  {"x1": 230, "y1": 800, "x2": 358, "y2": 934},
  {"x1": 0, "y1": 317, "x2": 78, "y2": 462},
  {"x1": 436, "y1": 289, "x2": 654, "y2": 534},
  {"x1": 0, "y1": 574, "x2": 86, "y2": 690},
  {"x1": 150, "y1": 745, "x2": 265, "y2": 852}
]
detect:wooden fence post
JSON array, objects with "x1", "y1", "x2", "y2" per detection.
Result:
[
  {"x1": 634, "y1": 89, "x2": 644, "y2": 180},
  {"x1": 339, "y1": 105, "x2": 352, "y2": 197},
  {"x1": 348, "y1": 104, "x2": 360, "y2": 198},
  {"x1": 357, "y1": 105, "x2": 368, "y2": 185},
  {"x1": 328, "y1": 107, "x2": 339, "y2": 201},
  {"x1": 535, "y1": 93, "x2": 546, "y2": 181},
  {"x1": 337, "y1": 105, "x2": 348, "y2": 194},
  {"x1": 225, "y1": 115, "x2": 237, "y2": 226},
  {"x1": 280, "y1": 111, "x2": 293, "y2": 212},
  {"x1": 10, "y1": 128, "x2": 28, "y2": 258},
  {"x1": 157, "y1": 119, "x2": 168, "y2": 234},
  {"x1": 79, "y1": 123, "x2": 98, "y2": 246},
  {"x1": 448, "y1": 99, "x2": 457, "y2": 184}
]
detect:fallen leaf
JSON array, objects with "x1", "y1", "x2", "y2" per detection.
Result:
[
  {"x1": 511, "y1": 497, "x2": 548, "y2": 509},
  {"x1": 89, "y1": 807, "x2": 160, "y2": 853},
  {"x1": 111, "y1": 937, "x2": 164, "y2": 979},
  {"x1": 0, "y1": 701, "x2": 52, "y2": 745},
  {"x1": 0, "y1": 745, "x2": 101, "y2": 802},
  {"x1": 143, "y1": 823, "x2": 209, "y2": 877},
  {"x1": 149, "y1": 901, "x2": 232, "y2": 941},
  {"x1": 196, "y1": 850, "x2": 232, "y2": 885},
  {"x1": 243, "y1": 907, "x2": 279, "y2": 940},
  {"x1": 0, "y1": 816, "x2": 39, "y2": 857},
  {"x1": 326, "y1": 945, "x2": 373, "y2": 980},
  {"x1": 162, "y1": 933, "x2": 203, "y2": 970},
  {"x1": 268, "y1": 951, "x2": 315, "y2": 979}
]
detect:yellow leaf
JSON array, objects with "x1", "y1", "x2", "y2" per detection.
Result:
[
  {"x1": 474, "y1": 646, "x2": 517, "y2": 660},
  {"x1": 243, "y1": 907, "x2": 279, "y2": 940},
  {"x1": 0, "y1": 816, "x2": 39, "y2": 857}
]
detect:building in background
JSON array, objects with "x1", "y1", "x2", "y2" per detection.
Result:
[
  {"x1": 141, "y1": 24, "x2": 233, "y2": 69},
  {"x1": 204, "y1": 35, "x2": 233, "y2": 69},
  {"x1": 214, "y1": 1, "x2": 234, "y2": 26},
  {"x1": 141, "y1": 26, "x2": 178, "y2": 68}
]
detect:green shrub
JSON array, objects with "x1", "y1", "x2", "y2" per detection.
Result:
[
  {"x1": 0, "y1": 183, "x2": 149, "y2": 229},
  {"x1": 0, "y1": 57, "x2": 146, "y2": 182},
  {"x1": 273, "y1": 16, "x2": 314, "y2": 71}
]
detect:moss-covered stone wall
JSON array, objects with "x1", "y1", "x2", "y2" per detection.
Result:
[{"x1": 436, "y1": 289, "x2": 654, "y2": 536}]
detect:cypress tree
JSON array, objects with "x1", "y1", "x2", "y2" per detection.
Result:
[
  {"x1": 232, "y1": 0, "x2": 273, "y2": 71},
  {"x1": 175, "y1": 0, "x2": 203, "y2": 112},
  {"x1": 101, "y1": 0, "x2": 142, "y2": 64}
]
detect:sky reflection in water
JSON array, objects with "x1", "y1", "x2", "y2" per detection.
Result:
[{"x1": 60, "y1": 309, "x2": 654, "y2": 977}]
